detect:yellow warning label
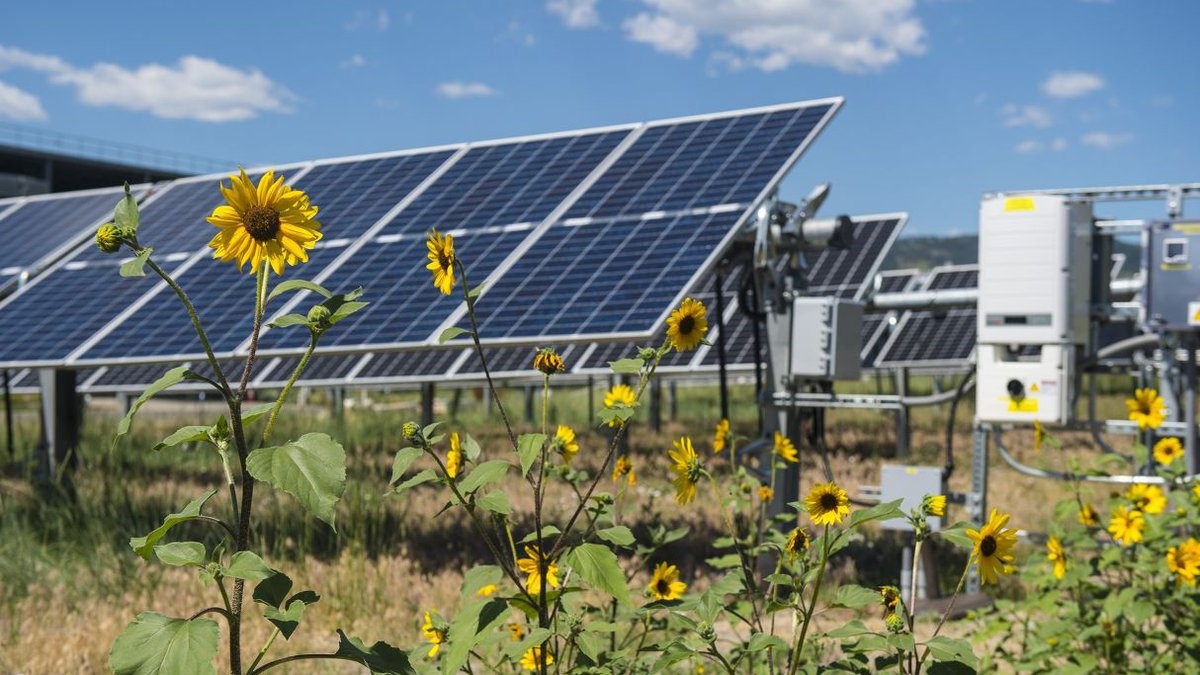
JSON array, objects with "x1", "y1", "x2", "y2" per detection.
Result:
[
  {"x1": 1162, "y1": 263, "x2": 1193, "y2": 272},
  {"x1": 906, "y1": 467, "x2": 918, "y2": 475},
  {"x1": 1005, "y1": 398, "x2": 1039, "y2": 413},
  {"x1": 1172, "y1": 222, "x2": 1200, "y2": 234},
  {"x1": 1004, "y1": 196, "x2": 1035, "y2": 212},
  {"x1": 1030, "y1": 383, "x2": 1039, "y2": 393},
  {"x1": 1190, "y1": 301, "x2": 1200, "y2": 325}
]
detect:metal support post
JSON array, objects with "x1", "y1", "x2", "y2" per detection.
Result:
[
  {"x1": 420, "y1": 382, "x2": 436, "y2": 427},
  {"x1": 1186, "y1": 338, "x2": 1198, "y2": 476},
  {"x1": 667, "y1": 381, "x2": 678, "y2": 422},
  {"x1": 714, "y1": 271, "x2": 730, "y2": 421},
  {"x1": 523, "y1": 385, "x2": 535, "y2": 424},
  {"x1": 895, "y1": 368, "x2": 911, "y2": 457},
  {"x1": 34, "y1": 368, "x2": 81, "y2": 491},
  {"x1": 587, "y1": 376, "x2": 595, "y2": 427},
  {"x1": 649, "y1": 378, "x2": 662, "y2": 432},
  {"x1": 331, "y1": 388, "x2": 345, "y2": 429},
  {"x1": 967, "y1": 423, "x2": 990, "y2": 593},
  {"x1": 450, "y1": 388, "x2": 463, "y2": 419},
  {"x1": 4, "y1": 369, "x2": 12, "y2": 460}
]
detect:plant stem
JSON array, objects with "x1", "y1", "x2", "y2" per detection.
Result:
[
  {"x1": 455, "y1": 260, "x2": 516, "y2": 450},
  {"x1": 789, "y1": 524, "x2": 830, "y2": 675},
  {"x1": 916, "y1": 553, "x2": 974, "y2": 672},
  {"x1": 708, "y1": 471, "x2": 762, "y2": 630},
  {"x1": 246, "y1": 627, "x2": 281, "y2": 673},
  {"x1": 249, "y1": 653, "x2": 365, "y2": 674},
  {"x1": 144, "y1": 256, "x2": 232, "y2": 398},
  {"x1": 261, "y1": 336, "x2": 317, "y2": 445},
  {"x1": 907, "y1": 537, "x2": 924, "y2": 674}
]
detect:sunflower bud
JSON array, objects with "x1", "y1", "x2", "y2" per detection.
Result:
[
  {"x1": 307, "y1": 304, "x2": 332, "y2": 328},
  {"x1": 401, "y1": 422, "x2": 422, "y2": 443},
  {"x1": 885, "y1": 612, "x2": 906, "y2": 633},
  {"x1": 532, "y1": 348, "x2": 565, "y2": 375},
  {"x1": 95, "y1": 223, "x2": 123, "y2": 253},
  {"x1": 637, "y1": 347, "x2": 658, "y2": 362}
]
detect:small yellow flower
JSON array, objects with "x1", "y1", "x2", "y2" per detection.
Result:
[
  {"x1": 613, "y1": 455, "x2": 636, "y2": 486},
  {"x1": 476, "y1": 584, "x2": 498, "y2": 597},
  {"x1": 1078, "y1": 503, "x2": 1099, "y2": 527},
  {"x1": 520, "y1": 645, "x2": 553, "y2": 671},
  {"x1": 669, "y1": 436, "x2": 702, "y2": 505},
  {"x1": 1154, "y1": 437, "x2": 1184, "y2": 465},
  {"x1": 516, "y1": 545, "x2": 559, "y2": 595},
  {"x1": 1126, "y1": 388, "x2": 1166, "y2": 430},
  {"x1": 967, "y1": 509, "x2": 1018, "y2": 585},
  {"x1": 533, "y1": 348, "x2": 565, "y2": 375},
  {"x1": 554, "y1": 425, "x2": 579, "y2": 463},
  {"x1": 1167, "y1": 538, "x2": 1200, "y2": 586},
  {"x1": 425, "y1": 229, "x2": 456, "y2": 295},
  {"x1": 1125, "y1": 483, "x2": 1166, "y2": 515},
  {"x1": 207, "y1": 168, "x2": 322, "y2": 275},
  {"x1": 712, "y1": 418, "x2": 730, "y2": 454},
  {"x1": 758, "y1": 485, "x2": 774, "y2": 502},
  {"x1": 603, "y1": 384, "x2": 636, "y2": 428},
  {"x1": 666, "y1": 297, "x2": 708, "y2": 352},
  {"x1": 1033, "y1": 421, "x2": 1046, "y2": 452},
  {"x1": 95, "y1": 223, "x2": 123, "y2": 253},
  {"x1": 647, "y1": 561, "x2": 687, "y2": 601},
  {"x1": 446, "y1": 432, "x2": 463, "y2": 479},
  {"x1": 773, "y1": 431, "x2": 798, "y2": 463},
  {"x1": 804, "y1": 482, "x2": 850, "y2": 526},
  {"x1": 922, "y1": 494, "x2": 946, "y2": 518},
  {"x1": 420, "y1": 610, "x2": 446, "y2": 658},
  {"x1": 508, "y1": 622, "x2": 524, "y2": 642},
  {"x1": 1194, "y1": 482, "x2": 1200, "y2": 504},
  {"x1": 786, "y1": 527, "x2": 810, "y2": 558},
  {"x1": 1046, "y1": 535, "x2": 1066, "y2": 580},
  {"x1": 1107, "y1": 506, "x2": 1144, "y2": 546}
]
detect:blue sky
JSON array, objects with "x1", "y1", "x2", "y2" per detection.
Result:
[{"x1": 1, "y1": 0, "x2": 1195, "y2": 236}]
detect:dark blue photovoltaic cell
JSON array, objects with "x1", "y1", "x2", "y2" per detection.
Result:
[
  {"x1": 806, "y1": 218, "x2": 903, "y2": 299},
  {"x1": 471, "y1": 210, "x2": 737, "y2": 338},
  {"x1": 0, "y1": 188, "x2": 133, "y2": 278},
  {"x1": 926, "y1": 267, "x2": 978, "y2": 291},
  {"x1": 565, "y1": 105, "x2": 832, "y2": 219},
  {"x1": 78, "y1": 151, "x2": 455, "y2": 361},
  {"x1": 381, "y1": 131, "x2": 628, "y2": 236},
  {"x1": 356, "y1": 349, "x2": 464, "y2": 380},
  {"x1": 259, "y1": 353, "x2": 362, "y2": 385}
]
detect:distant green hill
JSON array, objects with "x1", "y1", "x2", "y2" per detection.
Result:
[{"x1": 881, "y1": 234, "x2": 1140, "y2": 274}]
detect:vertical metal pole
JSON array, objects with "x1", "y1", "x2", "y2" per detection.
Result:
[
  {"x1": 967, "y1": 423, "x2": 990, "y2": 593},
  {"x1": 587, "y1": 376, "x2": 595, "y2": 427},
  {"x1": 714, "y1": 271, "x2": 730, "y2": 421},
  {"x1": 523, "y1": 385, "x2": 535, "y2": 424},
  {"x1": 749, "y1": 279, "x2": 765, "y2": 434},
  {"x1": 649, "y1": 378, "x2": 662, "y2": 432},
  {"x1": 3, "y1": 369, "x2": 11, "y2": 459},
  {"x1": 420, "y1": 382, "x2": 435, "y2": 427},
  {"x1": 667, "y1": 381, "x2": 678, "y2": 422},
  {"x1": 896, "y1": 368, "x2": 911, "y2": 458},
  {"x1": 1186, "y1": 339, "x2": 1198, "y2": 476}
]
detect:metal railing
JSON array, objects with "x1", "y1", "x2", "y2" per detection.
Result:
[{"x1": 0, "y1": 121, "x2": 232, "y2": 175}]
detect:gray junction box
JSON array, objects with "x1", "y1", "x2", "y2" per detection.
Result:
[
  {"x1": 789, "y1": 296, "x2": 863, "y2": 380},
  {"x1": 1143, "y1": 220, "x2": 1200, "y2": 332},
  {"x1": 879, "y1": 464, "x2": 942, "y2": 532}
]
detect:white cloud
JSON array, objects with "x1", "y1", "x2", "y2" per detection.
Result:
[
  {"x1": 505, "y1": 21, "x2": 537, "y2": 47},
  {"x1": 345, "y1": 8, "x2": 390, "y2": 31},
  {"x1": 624, "y1": 13, "x2": 698, "y2": 57},
  {"x1": 1001, "y1": 104, "x2": 1052, "y2": 129},
  {"x1": 1081, "y1": 131, "x2": 1132, "y2": 150},
  {"x1": 435, "y1": 81, "x2": 497, "y2": 99},
  {"x1": 1014, "y1": 139, "x2": 1042, "y2": 154},
  {"x1": 0, "y1": 80, "x2": 46, "y2": 121},
  {"x1": 341, "y1": 54, "x2": 367, "y2": 68},
  {"x1": 621, "y1": 0, "x2": 925, "y2": 74},
  {"x1": 547, "y1": 0, "x2": 600, "y2": 28},
  {"x1": 1050, "y1": 137, "x2": 1068, "y2": 151},
  {"x1": 1042, "y1": 71, "x2": 1104, "y2": 99},
  {"x1": 0, "y1": 46, "x2": 295, "y2": 122}
]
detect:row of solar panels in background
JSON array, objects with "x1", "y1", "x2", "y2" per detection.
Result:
[
  {"x1": 872, "y1": 264, "x2": 979, "y2": 370},
  {"x1": 0, "y1": 99, "x2": 842, "y2": 371}
]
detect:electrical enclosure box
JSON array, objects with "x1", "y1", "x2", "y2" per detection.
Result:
[
  {"x1": 879, "y1": 465, "x2": 942, "y2": 532},
  {"x1": 975, "y1": 343, "x2": 1074, "y2": 424},
  {"x1": 789, "y1": 297, "x2": 863, "y2": 380},
  {"x1": 1143, "y1": 220, "x2": 1200, "y2": 332},
  {"x1": 977, "y1": 195, "x2": 1093, "y2": 345}
]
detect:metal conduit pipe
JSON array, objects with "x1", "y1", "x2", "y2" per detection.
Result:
[
  {"x1": 993, "y1": 427, "x2": 1200, "y2": 485},
  {"x1": 1083, "y1": 332, "x2": 1163, "y2": 456}
]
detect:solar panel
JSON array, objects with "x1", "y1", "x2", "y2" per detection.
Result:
[
  {"x1": 859, "y1": 269, "x2": 919, "y2": 369},
  {"x1": 874, "y1": 269, "x2": 920, "y2": 295},
  {"x1": 454, "y1": 343, "x2": 585, "y2": 379},
  {"x1": 805, "y1": 216, "x2": 907, "y2": 299},
  {"x1": 255, "y1": 353, "x2": 364, "y2": 387},
  {"x1": 353, "y1": 349, "x2": 468, "y2": 382},
  {"x1": 873, "y1": 265, "x2": 979, "y2": 369},
  {"x1": 924, "y1": 265, "x2": 978, "y2": 291}
]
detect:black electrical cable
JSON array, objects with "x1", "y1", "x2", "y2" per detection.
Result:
[{"x1": 941, "y1": 373, "x2": 974, "y2": 483}]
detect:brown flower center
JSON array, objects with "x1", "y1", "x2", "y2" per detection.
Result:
[
  {"x1": 980, "y1": 535, "x2": 997, "y2": 557},
  {"x1": 678, "y1": 315, "x2": 695, "y2": 335},
  {"x1": 244, "y1": 206, "x2": 281, "y2": 242},
  {"x1": 820, "y1": 493, "x2": 840, "y2": 511},
  {"x1": 656, "y1": 578, "x2": 671, "y2": 595}
]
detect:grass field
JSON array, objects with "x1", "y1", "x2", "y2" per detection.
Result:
[{"x1": 0, "y1": 377, "x2": 1143, "y2": 673}]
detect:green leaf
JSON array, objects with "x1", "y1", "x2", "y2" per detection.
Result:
[
  {"x1": 267, "y1": 313, "x2": 310, "y2": 329},
  {"x1": 267, "y1": 278, "x2": 333, "y2": 303},
  {"x1": 247, "y1": 433, "x2": 347, "y2": 531},
  {"x1": 114, "y1": 184, "x2": 139, "y2": 231},
  {"x1": 746, "y1": 633, "x2": 788, "y2": 652},
  {"x1": 460, "y1": 565, "x2": 504, "y2": 600},
  {"x1": 335, "y1": 630, "x2": 414, "y2": 674},
  {"x1": 391, "y1": 469, "x2": 437, "y2": 496},
  {"x1": 438, "y1": 326, "x2": 470, "y2": 344},
  {"x1": 609, "y1": 358, "x2": 643, "y2": 374},
  {"x1": 825, "y1": 620, "x2": 873, "y2": 639},
  {"x1": 222, "y1": 551, "x2": 273, "y2": 581},
  {"x1": 925, "y1": 636, "x2": 978, "y2": 668},
  {"x1": 109, "y1": 612, "x2": 218, "y2": 675},
  {"x1": 264, "y1": 599, "x2": 308, "y2": 640},
  {"x1": 114, "y1": 366, "x2": 207, "y2": 448},
  {"x1": 253, "y1": 571, "x2": 293, "y2": 609},
  {"x1": 475, "y1": 491, "x2": 511, "y2": 515},
  {"x1": 467, "y1": 284, "x2": 484, "y2": 299},
  {"x1": 517, "y1": 433, "x2": 546, "y2": 477},
  {"x1": 848, "y1": 499, "x2": 904, "y2": 528},
  {"x1": 938, "y1": 521, "x2": 977, "y2": 550},
  {"x1": 389, "y1": 447, "x2": 424, "y2": 485},
  {"x1": 461, "y1": 434, "x2": 481, "y2": 461},
  {"x1": 129, "y1": 489, "x2": 218, "y2": 560},
  {"x1": 152, "y1": 426, "x2": 212, "y2": 452},
  {"x1": 566, "y1": 543, "x2": 631, "y2": 605},
  {"x1": 597, "y1": 406, "x2": 634, "y2": 426},
  {"x1": 242, "y1": 402, "x2": 276, "y2": 425},
  {"x1": 154, "y1": 541, "x2": 207, "y2": 567},
  {"x1": 832, "y1": 584, "x2": 881, "y2": 609},
  {"x1": 517, "y1": 526, "x2": 561, "y2": 544},
  {"x1": 322, "y1": 288, "x2": 368, "y2": 326},
  {"x1": 596, "y1": 526, "x2": 636, "y2": 547},
  {"x1": 459, "y1": 459, "x2": 511, "y2": 494},
  {"x1": 650, "y1": 640, "x2": 696, "y2": 672},
  {"x1": 119, "y1": 247, "x2": 153, "y2": 277},
  {"x1": 442, "y1": 598, "x2": 508, "y2": 674}
]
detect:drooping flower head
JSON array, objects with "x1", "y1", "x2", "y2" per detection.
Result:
[
  {"x1": 647, "y1": 561, "x2": 687, "y2": 601},
  {"x1": 1125, "y1": 483, "x2": 1166, "y2": 515},
  {"x1": 553, "y1": 425, "x2": 579, "y2": 463},
  {"x1": 758, "y1": 485, "x2": 774, "y2": 502},
  {"x1": 967, "y1": 509, "x2": 1018, "y2": 585},
  {"x1": 603, "y1": 384, "x2": 636, "y2": 428},
  {"x1": 613, "y1": 454, "x2": 636, "y2": 486},
  {"x1": 516, "y1": 545, "x2": 559, "y2": 595},
  {"x1": 922, "y1": 494, "x2": 947, "y2": 518},
  {"x1": 1078, "y1": 503, "x2": 1099, "y2": 527},
  {"x1": 879, "y1": 586, "x2": 902, "y2": 616},
  {"x1": 207, "y1": 168, "x2": 321, "y2": 275},
  {"x1": 1167, "y1": 538, "x2": 1200, "y2": 586},
  {"x1": 446, "y1": 432, "x2": 463, "y2": 479},
  {"x1": 773, "y1": 431, "x2": 798, "y2": 463},
  {"x1": 420, "y1": 610, "x2": 446, "y2": 658},
  {"x1": 425, "y1": 229, "x2": 456, "y2": 295},
  {"x1": 785, "y1": 527, "x2": 810, "y2": 559},
  {"x1": 669, "y1": 436, "x2": 702, "y2": 505},
  {"x1": 1107, "y1": 506, "x2": 1144, "y2": 546},
  {"x1": 804, "y1": 481, "x2": 850, "y2": 527},
  {"x1": 1126, "y1": 388, "x2": 1166, "y2": 430},
  {"x1": 666, "y1": 297, "x2": 708, "y2": 352},
  {"x1": 508, "y1": 622, "x2": 524, "y2": 642},
  {"x1": 712, "y1": 418, "x2": 730, "y2": 454},
  {"x1": 1154, "y1": 437, "x2": 1184, "y2": 465},
  {"x1": 1046, "y1": 535, "x2": 1066, "y2": 580},
  {"x1": 520, "y1": 645, "x2": 553, "y2": 671},
  {"x1": 533, "y1": 347, "x2": 565, "y2": 375}
]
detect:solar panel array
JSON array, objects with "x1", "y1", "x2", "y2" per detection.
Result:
[
  {"x1": 874, "y1": 264, "x2": 979, "y2": 369},
  {"x1": 860, "y1": 269, "x2": 920, "y2": 368},
  {"x1": 0, "y1": 99, "x2": 843, "y2": 375}
]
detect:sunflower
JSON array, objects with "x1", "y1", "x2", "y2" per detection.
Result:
[
  {"x1": 966, "y1": 509, "x2": 1018, "y2": 585},
  {"x1": 1046, "y1": 536, "x2": 1066, "y2": 580},
  {"x1": 922, "y1": 494, "x2": 946, "y2": 518},
  {"x1": 516, "y1": 545, "x2": 559, "y2": 595},
  {"x1": 669, "y1": 436, "x2": 702, "y2": 505},
  {"x1": 712, "y1": 418, "x2": 730, "y2": 454},
  {"x1": 774, "y1": 431, "x2": 798, "y2": 463},
  {"x1": 804, "y1": 481, "x2": 851, "y2": 526},
  {"x1": 446, "y1": 432, "x2": 463, "y2": 479},
  {"x1": 603, "y1": 384, "x2": 637, "y2": 428},
  {"x1": 533, "y1": 348, "x2": 565, "y2": 375},
  {"x1": 612, "y1": 454, "x2": 636, "y2": 486},
  {"x1": 520, "y1": 646, "x2": 553, "y2": 671},
  {"x1": 1078, "y1": 503, "x2": 1099, "y2": 527},
  {"x1": 666, "y1": 297, "x2": 708, "y2": 352},
  {"x1": 758, "y1": 485, "x2": 774, "y2": 502},
  {"x1": 207, "y1": 168, "x2": 321, "y2": 275},
  {"x1": 1126, "y1": 388, "x2": 1166, "y2": 430},
  {"x1": 508, "y1": 622, "x2": 525, "y2": 642},
  {"x1": 1167, "y1": 538, "x2": 1200, "y2": 586},
  {"x1": 554, "y1": 425, "x2": 579, "y2": 463},
  {"x1": 647, "y1": 561, "x2": 687, "y2": 601},
  {"x1": 425, "y1": 229, "x2": 456, "y2": 295},
  {"x1": 420, "y1": 610, "x2": 446, "y2": 658},
  {"x1": 1107, "y1": 506, "x2": 1144, "y2": 546},
  {"x1": 785, "y1": 527, "x2": 810, "y2": 559},
  {"x1": 1154, "y1": 437, "x2": 1184, "y2": 465},
  {"x1": 1125, "y1": 483, "x2": 1167, "y2": 515},
  {"x1": 879, "y1": 586, "x2": 901, "y2": 615}
]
